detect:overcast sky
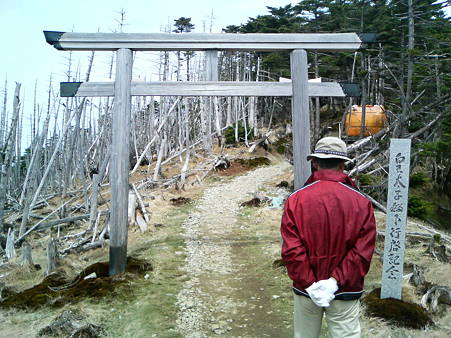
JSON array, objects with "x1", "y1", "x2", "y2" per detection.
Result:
[{"x1": 0, "y1": 0, "x2": 296, "y2": 106}]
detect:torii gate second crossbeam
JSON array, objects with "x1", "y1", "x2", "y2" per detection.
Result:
[{"x1": 44, "y1": 31, "x2": 370, "y2": 275}]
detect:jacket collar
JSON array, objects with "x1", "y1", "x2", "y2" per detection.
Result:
[{"x1": 304, "y1": 169, "x2": 357, "y2": 188}]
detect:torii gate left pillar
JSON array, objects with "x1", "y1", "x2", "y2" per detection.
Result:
[{"x1": 109, "y1": 48, "x2": 132, "y2": 275}]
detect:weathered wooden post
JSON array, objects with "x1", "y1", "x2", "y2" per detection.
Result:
[
  {"x1": 290, "y1": 50, "x2": 311, "y2": 189},
  {"x1": 109, "y1": 48, "x2": 133, "y2": 276},
  {"x1": 381, "y1": 138, "x2": 411, "y2": 299}
]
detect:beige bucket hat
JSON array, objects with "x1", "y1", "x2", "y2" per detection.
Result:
[{"x1": 307, "y1": 137, "x2": 352, "y2": 161}]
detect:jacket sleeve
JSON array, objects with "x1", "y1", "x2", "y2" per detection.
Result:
[
  {"x1": 330, "y1": 201, "x2": 376, "y2": 289},
  {"x1": 280, "y1": 199, "x2": 316, "y2": 288}
]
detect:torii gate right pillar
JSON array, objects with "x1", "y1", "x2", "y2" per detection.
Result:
[{"x1": 291, "y1": 49, "x2": 311, "y2": 189}]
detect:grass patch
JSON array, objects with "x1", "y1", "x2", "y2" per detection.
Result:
[
  {"x1": 234, "y1": 206, "x2": 294, "y2": 336},
  {"x1": 97, "y1": 203, "x2": 193, "y2": 337}
]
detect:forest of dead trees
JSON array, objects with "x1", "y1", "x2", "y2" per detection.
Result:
[{"x1": 0, "y1": 0, "x2": 449, "y2": 265}]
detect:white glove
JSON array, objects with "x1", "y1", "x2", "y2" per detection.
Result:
[
  {"x1": 306, "y1": 278, "x2": 338, "y2": 307},
  {"x1": 316, "y1": 277, "x2": 338, "y2": 294}
]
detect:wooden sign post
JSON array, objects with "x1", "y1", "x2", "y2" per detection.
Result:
[
  {"x1": 44, "y1": 31, "x2": 372, "y2": 275},
  {"x1": 381, "y1": 138, "x2": 411, "y2": 299}
]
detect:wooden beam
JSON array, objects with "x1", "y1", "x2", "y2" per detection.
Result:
[
  {"x1": 44, "y1": 31, "x2": 368, "y2": 51},
  {"x1": 291, "y1": 50, "x2": 311, "y2": 189},
  {"x1": 109, "y1": 48, "x2": 132, "y2": 276},
  {"x1": 60, "y1": 81, "x2": 358, "y2": 97}
]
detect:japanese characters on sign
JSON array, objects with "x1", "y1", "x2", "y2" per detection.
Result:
[{"x1": 381, "y1": 139, "x2": 411, "y2": 300}]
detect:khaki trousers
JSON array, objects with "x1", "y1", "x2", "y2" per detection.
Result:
[{"x1": 293, "y1": 294, "x2": 361, "y2": 338}]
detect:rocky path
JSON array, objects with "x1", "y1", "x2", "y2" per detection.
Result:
[{"x1": 176, "y1": 161, "x2": 290, "y2": 337}]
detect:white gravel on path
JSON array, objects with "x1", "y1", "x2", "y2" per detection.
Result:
[{"x1": 176, "y1": 161, "x2": 290, "y2": 337}]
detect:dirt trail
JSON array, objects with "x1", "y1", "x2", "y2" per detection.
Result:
[{"x1": 176, "y1": 160, "x2": 291, "y2": 337}]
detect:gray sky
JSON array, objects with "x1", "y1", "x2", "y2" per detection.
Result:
[{"x1": 0, "y1": 0, "x2": 296, "y2": 105}]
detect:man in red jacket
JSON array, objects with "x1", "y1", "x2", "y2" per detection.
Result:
[{"x1": 281, "y1": 137, "x2": 376, "y2": 338}]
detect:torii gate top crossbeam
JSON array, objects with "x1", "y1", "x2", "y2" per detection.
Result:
[{"x1": 44, "y1": 31, "x2": 375, "y2": 52}]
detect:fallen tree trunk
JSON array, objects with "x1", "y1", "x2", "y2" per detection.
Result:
[
  {"x1": 15, "y1": 196, "x2": 78, "y2": 244},
  {"x1": 62, "y1": 239, "x2": 107, "y2": 255},
  {"x1": 407, "y1": 112, "x2": 443, "y2": 139},
  {"x1": 361, "y1": 191, "x2": 387, "y2": 213},
  {"x1": 248, "y1": 131, "x2": 271, "y2": 153},
  {"x1": 347, "y1": 127, "x2": 389, "y2": 155},
  {"x1": 132, "y1": 184, "x2": 151, "y2": 231},
  {"x1": 349, "y1": 158, "x2": 377, "y2": 177},
  {"x1": 37, "y1": 214, "x2": 90, "y2": 232}
]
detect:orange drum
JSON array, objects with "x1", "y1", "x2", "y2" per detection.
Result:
[{"x1": 345, "y1": 105, "x2": 388, "y2": 137}]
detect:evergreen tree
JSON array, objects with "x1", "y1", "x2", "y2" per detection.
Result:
[{"x1": 173, "y1": 17, "x2": 195, "y2": 81}]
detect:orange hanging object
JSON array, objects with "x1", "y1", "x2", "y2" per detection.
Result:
[{"x1": 345, "y1": 105, "x2": 388, "y2": 137}]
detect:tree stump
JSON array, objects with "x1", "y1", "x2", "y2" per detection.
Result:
[
  {"x1": 21, "y1": 240, "x2": 34, "y2": 267},
  {"x1": 37, "y1": 309, "x2": 105, "y2": 337},
  {"x1": 128, "y1": 190, "x2": 137, "y2": 227},
  {"x1": 421, "y1": 286, "x2": 451, "y2": 313},
  {"x1": 5, "y1": 228, "x2": 16, "y2": 261},
  {"x1": 426, "y1": 237, "x2": 448, "y2": 263},
  {"x1": 214, "y1": 155, "x2": 230, "y2": 170},
  {"x1": 46, "y1": 237, "x2": 59, "y2": 275}
]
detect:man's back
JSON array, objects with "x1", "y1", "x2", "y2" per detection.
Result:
[
  {"x1": 281, "y1": 169, "x2": 376, "y2": 297},
  {"x1": 281, "y1": 136, "x2": 376, "y2": 338}
]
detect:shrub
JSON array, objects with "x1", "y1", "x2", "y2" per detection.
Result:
[
  {"x1": 409, "y1": 172, "x2": 430, "y2": 188},
  {"x1": 357, "y1": 173, "x2": 378, "y2": 186},
  {"x1": 224, "y1": 122, "x2": 254, "y2": 144},
  {"x1": 408, "y1": 195, "x2": 433, "y2": 220},
  {"x1": 235, "y1": 157, "x2": 271, "y2": 168},
  {"x1": 273, "y1": 137, "x2": 289, "y2": 154},
  {"x1": 276, "y1": 144, "x2": 286, "y2": 154}
]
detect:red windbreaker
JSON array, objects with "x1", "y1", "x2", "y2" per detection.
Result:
[{"x1": 281, "y1": 169, "x2": 376, "y2": 300}]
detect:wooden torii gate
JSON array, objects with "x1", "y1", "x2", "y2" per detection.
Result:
[{"x1": 44, "y1": 31, "x2": 370, "y2": 275}]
